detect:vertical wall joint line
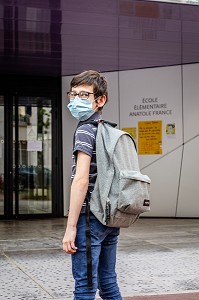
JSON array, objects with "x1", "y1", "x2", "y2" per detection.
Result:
[{"x1": 175, "y1": 10, "x2": 184, "y2": 217}]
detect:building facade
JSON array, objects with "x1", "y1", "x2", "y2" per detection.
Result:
[{"x1": 0, "y1": 0, "x2": 199, "y2": 219}]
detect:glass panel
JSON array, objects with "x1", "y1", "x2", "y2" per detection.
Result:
[
  {"x1": 13, "y1": 96, "x2": 52, "y2": 215},
  {"x1": 0, "y1": 96, "x2": 4, "y2": 215}
]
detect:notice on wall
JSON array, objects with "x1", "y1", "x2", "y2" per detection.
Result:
[
  {"x1": 166, "y1": 123, "x2": 175, "y2": 135},
  {"x1": 27, "y1": 126, "x2": 37, "y2": 141},
  {"x1": 122, "y1": 127, "x2": 137, "y2": 140},
  {"x1": 27, "y1": 140, "x2": 42, "y2": 152},
  {"x1": 138, "y1": 120, "x2": 162, "y2": 155}
]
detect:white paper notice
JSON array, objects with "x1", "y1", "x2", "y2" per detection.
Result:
[
  {"x1": 27, "y1": 140, "x2": 42, "y2": 152},
  {"x1": 27, "y1": 126, "x2": 37, "y2": 140}
]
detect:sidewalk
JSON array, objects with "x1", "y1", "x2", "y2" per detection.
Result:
[{"x1": 1, "y1": 217, "x2": 199, "y2": 299}]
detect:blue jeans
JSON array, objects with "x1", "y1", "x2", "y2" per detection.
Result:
[{"x1": 71, "y1": 213, "x2": 122, "y2": 300}]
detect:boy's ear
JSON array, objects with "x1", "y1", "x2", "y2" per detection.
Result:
[{"x1": 97, "y1": 95, "x2": 106, "y2": 108}]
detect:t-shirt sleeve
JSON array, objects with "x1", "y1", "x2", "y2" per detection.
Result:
[{"x1": 73, "y1": 124, "x2": 96, "y2": 157}]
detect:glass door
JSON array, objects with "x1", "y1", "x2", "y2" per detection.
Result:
[
  {"x1": 0, "y1": 75, "x2": 63, "y2": 219},
  {"x1": 13, "y1": 96, "x2": 53, "y2": 215},
  {"x1": 0, "y1": 96, "x2": 4, "y2": 215}
]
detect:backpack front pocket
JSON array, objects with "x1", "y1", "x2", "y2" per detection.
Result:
[{"x1": 118, "y1": 170, "x2": 151, "y2": 214}]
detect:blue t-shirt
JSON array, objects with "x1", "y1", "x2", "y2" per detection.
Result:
[{"x1": 72, "y1": 112, "x2": 100, "y2": 211}]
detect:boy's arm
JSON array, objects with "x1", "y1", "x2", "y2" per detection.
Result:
[{"x1": 62, "y1": 150, "x2": 91, "y2": 254}]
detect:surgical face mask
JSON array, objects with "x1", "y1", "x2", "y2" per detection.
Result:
[{"x1": 67, "y1": 96, "x2": 96, "y2": 121}]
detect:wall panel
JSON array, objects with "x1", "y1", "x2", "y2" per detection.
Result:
[
  {"x1": 143, "y1": 147, "x2": 183, "y2": 217},
  {"x1": 119, "y1": 66, "x2": 183, "y2": 169},
  {"x1": 182, "y1": 63, "x2": 199, "y2": 142},
  {"x1": 177, "y1": 137, "x2": 199, "y2": 217}
]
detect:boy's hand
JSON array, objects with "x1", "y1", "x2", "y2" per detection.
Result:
[{"x1": 62, "y1": 226, "x2": 78, "y2": 254}]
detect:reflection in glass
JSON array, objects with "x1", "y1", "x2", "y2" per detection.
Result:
[{"x1": 13, "y1": 97, "x2": 52, "y2": 215}]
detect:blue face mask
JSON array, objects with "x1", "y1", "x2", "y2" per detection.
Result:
[{"x1": 67, "y1": 96, "x2": 96, "y2": 121}]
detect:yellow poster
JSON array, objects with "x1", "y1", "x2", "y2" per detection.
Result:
[
  {"x1": 122, "y1": 127, "x2": 137, "y2": 140},
  {"x1": 138, "y1": 120, "x2": 162, "y2": 155}
]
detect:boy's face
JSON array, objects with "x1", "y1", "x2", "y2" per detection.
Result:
[{"x1": 71, "y1": 84, "x2": 106, "y2": 111}]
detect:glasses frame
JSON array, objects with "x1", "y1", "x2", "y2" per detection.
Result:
[{"x1": 67, "y1": 91, "x2": 96, "y2": 100}]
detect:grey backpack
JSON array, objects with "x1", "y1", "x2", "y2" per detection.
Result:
[{"x1": 90, "y1": 121, "x2": 151, "y2": 228}]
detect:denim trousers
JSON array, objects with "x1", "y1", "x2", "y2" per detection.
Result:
[{"x1": 71, "y1": 213, "x2": 122, "y2": 300}]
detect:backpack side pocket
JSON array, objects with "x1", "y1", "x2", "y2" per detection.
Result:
[{"x1": 118, "y1": 170, "x2": 151, "y2": 215}]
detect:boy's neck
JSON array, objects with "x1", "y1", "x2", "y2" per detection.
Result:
[{"x1": 79, "y1": 111, "x2": 101, "y2": 125}]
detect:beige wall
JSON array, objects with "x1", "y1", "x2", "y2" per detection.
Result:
[{"x1": 62, "y1": 63, "x2": 199, "y2": 217}]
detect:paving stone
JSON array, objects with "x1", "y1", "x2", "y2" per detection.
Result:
[{"x1": 1, "y1": 218, "x2": 199, "y2": 299}]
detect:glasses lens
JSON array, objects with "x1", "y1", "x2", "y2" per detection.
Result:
[
  {"x1": 79, "y1": 91, "x2": 89, "y2": 99},
  {"x1": 67, "y1": 92, "x2": 77, "y2": 100}
]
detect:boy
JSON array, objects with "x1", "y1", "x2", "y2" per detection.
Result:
[{"x1": 62, "y1": 70, "x2": 122, "y2": 300}]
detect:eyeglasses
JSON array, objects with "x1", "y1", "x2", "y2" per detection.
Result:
[{"x1": 67, "y1": 91, "x2": 95, "y2": 100}]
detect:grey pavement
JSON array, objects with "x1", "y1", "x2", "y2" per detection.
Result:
[{"x1": 0, "y1": 217, "x2": 199, "y2": 299}]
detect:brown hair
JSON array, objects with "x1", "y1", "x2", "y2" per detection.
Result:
[{"x1": 70, "y1": 70, "x2": 108, "y2": 110}]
